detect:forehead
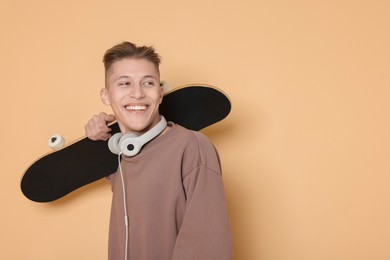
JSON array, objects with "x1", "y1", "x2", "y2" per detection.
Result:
[{"x1": 106, "y1": 58, "x2": 159, "y2": 80}]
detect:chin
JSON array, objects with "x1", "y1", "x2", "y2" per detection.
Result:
[
  {"x1": 117, "y1": 114, "x2": 160, "y2": 134},
  {"x1": 122, "y1": 122, "x2": 151, "y2": 134}
]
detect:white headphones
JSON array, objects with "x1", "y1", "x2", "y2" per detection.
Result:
[{"x1": 108, "y1": 116, "x2": 167, "y2": 157}]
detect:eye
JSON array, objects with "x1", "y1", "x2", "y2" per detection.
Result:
[
  {"x1": 119, "y1": 81, "x2": 131, "y2": 87},
  {"x1": 142, "y1": 80, "x2": 156, "y2": 87}
]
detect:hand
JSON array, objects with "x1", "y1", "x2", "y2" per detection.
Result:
[{"x1": 84, "y1": 112, "x2": 116, "y2": 141}]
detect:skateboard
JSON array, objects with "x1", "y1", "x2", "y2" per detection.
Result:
[{"x1": 21, "y1": 84, "x2": 231, "y2": 203}]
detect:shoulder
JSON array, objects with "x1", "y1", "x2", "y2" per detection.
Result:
[
  {"x1": 170, "y1": 123, "x2": 216, "y2": 153},
  {"x1": 170, "y1": 123, "x2": 221, "y2": 175}
]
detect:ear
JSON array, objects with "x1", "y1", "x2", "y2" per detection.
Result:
[
  {"x1": 158, "y1": 85, "x2": 164, "y2": 105},
  {"x1": 100, "y1": 88, "x2": 111, "y2": 106}
]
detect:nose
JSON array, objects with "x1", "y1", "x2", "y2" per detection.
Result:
[{"x1": 129, "y1": 84, "x2": 145, "y2": 99}]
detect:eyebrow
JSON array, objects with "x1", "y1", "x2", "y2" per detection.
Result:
[
  {"x1": 141, "y1": 75, "x2": 158, "y2": 80},
  {"x1": 114, "y1": 75, "x2": 157, "y2": 82},
  {"x1": 114, "y1": 75, "x2": 130, "y2": 82}
]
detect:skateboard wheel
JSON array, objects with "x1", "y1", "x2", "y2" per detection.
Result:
[{"x1": 48, "y1": 134, "x2": 65, "y2": 150}]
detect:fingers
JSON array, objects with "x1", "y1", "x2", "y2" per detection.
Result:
[
  {"x1": 104, "y1": 113, "x2": 116, "y2": 123},
  {"x1": 85, "y1": 112, "x2": 116, "y2": 141},
  {"x1": 85, "y1": 115, "x2": 111, "y2": 141}
]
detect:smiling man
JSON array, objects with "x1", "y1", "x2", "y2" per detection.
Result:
[{"x1": 85, "y1": 42, "x2": 232, "y2": 260}]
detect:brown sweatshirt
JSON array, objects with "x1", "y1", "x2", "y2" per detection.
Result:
[{"x1": 107, "y1": 123, "x2": 232, "y2": 260}]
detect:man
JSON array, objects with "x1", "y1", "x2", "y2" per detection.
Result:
[{"x1": 85, "y1": 42, "x2": 232, "y2": 259}]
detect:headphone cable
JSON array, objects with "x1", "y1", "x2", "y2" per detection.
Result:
[{"x1": 118, "y1": 152, "x2": 129, "y2": 260}]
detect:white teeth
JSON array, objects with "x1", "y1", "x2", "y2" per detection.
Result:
[{"x1": 125, "y1": 105, "x2": 147, "y2": 111}]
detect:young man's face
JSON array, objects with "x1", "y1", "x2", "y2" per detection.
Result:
[{"x1": 101, "y1": 58, "x2": 163, "y2": 135}]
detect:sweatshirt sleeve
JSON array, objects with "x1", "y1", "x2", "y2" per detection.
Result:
[{"x1": 171, "y1": 134, "x2": 232, "y2": 260}]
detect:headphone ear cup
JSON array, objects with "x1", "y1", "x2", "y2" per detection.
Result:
[
  {"x1": 119, "y1": 133, "x2": 140, "y2": 157},
  {"x1": 107, "y1": 116, "x2": 167, "y2": 157},
  {"x1": 108, "y1": 133, "x2": 123, "y2": 155}
]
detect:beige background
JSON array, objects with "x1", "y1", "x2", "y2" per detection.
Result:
[{"x1": 1, "y1": 0, "x2": 390, "y2": 259}]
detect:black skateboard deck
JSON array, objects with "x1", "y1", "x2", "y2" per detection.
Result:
[{"x1": 21, "y1": 84, "x2": 231, "y2": 202}]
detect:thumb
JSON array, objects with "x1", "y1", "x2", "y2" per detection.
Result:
[{"x1": 105, "y1": 114, "x2": 116, "y2": 122}]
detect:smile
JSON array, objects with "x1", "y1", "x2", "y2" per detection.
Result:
[{"x1": 125, "y1": 105, "x2": 148, "y2": 111}]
